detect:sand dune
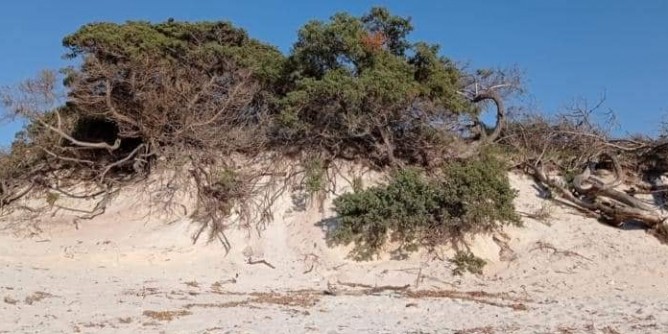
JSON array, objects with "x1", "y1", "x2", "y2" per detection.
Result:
[{"x1": 1, "y1": 172, "x2": 667, "y2": 333}]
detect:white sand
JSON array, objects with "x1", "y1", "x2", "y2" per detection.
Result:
[{"x1": 1, "y1": 172, "x2": 668, "y2": 333}]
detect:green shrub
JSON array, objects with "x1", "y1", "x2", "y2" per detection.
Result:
[
  {"x1": 330, "y1": 154, "x2": 520, "y2": 260},
  {"x1": 450, "y1": 251, "x2": 486, "y2": 276},
  {"x1": 441, "y1": 152, "x2": 521, "y2": 235}
]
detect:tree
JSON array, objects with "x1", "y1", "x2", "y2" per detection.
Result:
[
  {"x1": 61, "y1": 20, "x2": 284, "y2": 154},
  {"x1": 275, "y1": 7, "x2": 475, "y2": 166}
]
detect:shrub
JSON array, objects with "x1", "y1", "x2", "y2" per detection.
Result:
[
  {"x1": 450, "y1": 251, "x2": 486, "y2": 276},
  {"x1": 330, "y1": 153, "x2": 520, "y2": 260}
]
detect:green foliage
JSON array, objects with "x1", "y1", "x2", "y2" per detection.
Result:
[
  {"x1": 440, "y1": 152, "x2": 521, "y2": 234},
  {"x1": 330, "y1": 153, "x2": 520, "y2": 260},
  {"x1": 1, "y1": 8, "x2": 522, "y2": 249},
  {"x1": 63, "y1": 20, "x2": 284, "y2": 83},
  {"x1": 450, "y1": 251, "x2": 486, "y2": 276},
  {"x1": 331, "y1": 168, "x2": 432, "y2": 259},
  {"x1": 57, "y1": 19, "x2": 285, "y2": 157},
  {"x1": 213, "y1": 167, "x2": 240, "y2": 196},
  {"x1": 276, "y1": 7, "x2": 472, "y2": 164},
  {"x1": 287, "y1": 8, "x2": 412, "y2": 78},
  {"x1": 5, "y1": 7, "x2": 484, "y2": 176}
]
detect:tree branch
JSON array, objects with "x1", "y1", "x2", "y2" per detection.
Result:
[{"x1": 37, "y1": 114, "x2": 120, "y2": 150}]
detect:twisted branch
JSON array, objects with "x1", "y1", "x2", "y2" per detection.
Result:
[{"x1": 457, "y1": 88, "x2": 507, "y2": 159}]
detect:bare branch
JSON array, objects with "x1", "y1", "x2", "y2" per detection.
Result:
[
  {"x1": 39, "y1": 146, "x2": 97, "y2": 165},
  {"x1": 98, "y1": 144, "x2": 147, "y2": 182},
  {"x1": 37, "y1": 114, "x2": 120, "y2": 150}
]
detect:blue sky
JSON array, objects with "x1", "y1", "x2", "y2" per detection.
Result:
[{"x1": 1, "y1": 0, "x2": 666, "y2": 146}]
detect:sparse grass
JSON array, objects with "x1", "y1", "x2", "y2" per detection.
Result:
[
  {"x1": 528, "y1": 201, "x2": 555, "y2": 225},
  {"x1": 351, "y1": 175, "x2": 364, "y2": 193},
  {"x1": 184, "y1": 287, "x2": 529, "y2": 313},
  {"x1": 45, "y1": 192, "x2": 59, "y2": 207},
  {"x1": 213, "y1": 167, "x2": 240, "y2": 194},
  {"x1": 303, "y1": 156, "x2": 326, "y2": 195},
  {"x1": 450, "y1": 251, "x2": 487, "y2": 276}
]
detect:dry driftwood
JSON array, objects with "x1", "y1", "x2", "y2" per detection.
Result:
[{"x1": 527, "y1": 152, "x2": 668, "y2": 232}]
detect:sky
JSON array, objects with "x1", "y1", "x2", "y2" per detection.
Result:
[{"x1": 0, "y1": 0, "x2": 667, "y2": 146}]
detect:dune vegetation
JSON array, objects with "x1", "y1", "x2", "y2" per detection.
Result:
[{"x1": 2, "y1": 7, "x2": 668, "y2": 263}]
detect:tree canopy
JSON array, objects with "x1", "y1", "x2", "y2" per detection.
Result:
[
  {"x1": 278, "y1": 8, "x2": 471, "y2": 164},
  {"x1": 1, "y1": 7, "x2": 498, "y2": 177}
]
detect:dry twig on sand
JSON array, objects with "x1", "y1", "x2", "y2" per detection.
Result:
[{"x1": 246, "y1": 257, "x2": 276, "y2": 269}]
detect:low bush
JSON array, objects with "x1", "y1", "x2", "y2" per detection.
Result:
[
  {"x1": 450, "y1": 251, "x2": 487, "y2": 275},
  {"x1": 330, "y1": 153, "x2": 520, "y2": 260}
]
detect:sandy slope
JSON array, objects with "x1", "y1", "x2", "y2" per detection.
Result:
[{"x1": 1, "y1": 172, "x2": 668, "y2": 333}]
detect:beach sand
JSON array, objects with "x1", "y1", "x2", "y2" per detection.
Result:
[{"x1": 1, "y1": 172, "x2": 667, "y2": 333}]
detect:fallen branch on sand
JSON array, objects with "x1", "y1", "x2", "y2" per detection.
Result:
[
  {"x1": 246, "y1": 257, "x2": 276, "y2": 269},
  {"x1": 525, "y1": 151, "x2": 668, "y2": 239}
]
